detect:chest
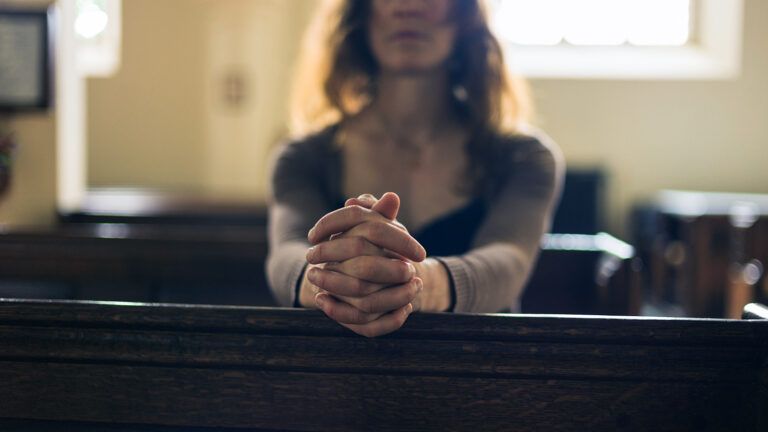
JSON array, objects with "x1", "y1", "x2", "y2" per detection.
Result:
[{"x1": 340, "y1": 139, "x2": 471, "y2": 232}]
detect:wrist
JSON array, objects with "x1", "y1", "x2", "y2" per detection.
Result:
[
  {"x1": 298, "y1": 264, "x2": 321, "y2": 308},
  {"x1": 414, "y1": 258, "x2": 451, "y2": 312}
]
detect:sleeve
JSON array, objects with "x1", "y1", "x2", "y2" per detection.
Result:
[
  {"x1": 435, "y1": 132, "x2": 565, "y2": 313},
  {"x1": 266, "y1": 140, "x2": 334, "y2": 307}
]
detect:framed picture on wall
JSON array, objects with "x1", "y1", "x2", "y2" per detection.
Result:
[{"x1": 0, "y1": 8, "x2": 52, "y2": 112}]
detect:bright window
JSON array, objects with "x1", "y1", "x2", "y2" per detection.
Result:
[
  {"x1": 491, "y1": 0, "x2": 691, "y2": 47},
  {"x1": 489, "y1": 0, "x2": 744, "y2": 80},
  {"x1": 74, "y1": 0, "x2": 121, "y2": 77}
]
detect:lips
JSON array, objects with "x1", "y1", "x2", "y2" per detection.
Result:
[{"x1": 389, "y1": 30, "x2": 429, "y2": 41}]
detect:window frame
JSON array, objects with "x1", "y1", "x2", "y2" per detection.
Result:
[{"x1": 493, "y1": 0, "x2": 744, "y2": 80}]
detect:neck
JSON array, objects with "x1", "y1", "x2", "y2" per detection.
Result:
[{"x1": 371, "y1": 70, "x2": 457, "y2": 140}]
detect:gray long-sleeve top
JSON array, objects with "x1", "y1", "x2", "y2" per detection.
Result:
[{"x1": 266, "y1": 125, "x2": 564, "y2": 313}]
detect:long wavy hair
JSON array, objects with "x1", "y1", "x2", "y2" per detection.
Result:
[{"x1": 290, "y1": 0, "x2": 534, "y2": 196}]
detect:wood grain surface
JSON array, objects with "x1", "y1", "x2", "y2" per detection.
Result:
[{"x1": 0, "y1": 299, "x2": 765, "y2": 431}]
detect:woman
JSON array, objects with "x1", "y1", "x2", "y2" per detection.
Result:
[{"x1": 267, "y1": 0, "x2": 564, "y2": 337}]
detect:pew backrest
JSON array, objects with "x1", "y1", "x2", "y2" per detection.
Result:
[{"x1": 0, "y1": 299, "x2": 766, "y2": 431}]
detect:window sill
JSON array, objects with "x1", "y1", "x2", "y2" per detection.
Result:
[{"x1": 504, "y1": 44, "x2": 741, "y2": 81}]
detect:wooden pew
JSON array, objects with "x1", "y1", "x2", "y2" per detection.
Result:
[
  {"x1": 0, "y1": 226, "x2": 636, "y2": 314},
  {"x1": 524, "y1": 233, "x2": 640, "y2": 315},
  {"x1": 0, "y1": 299, "x2": 765, "y2": 431},
  {"x1": 633, "y1": 190, "x2": 768, "y2": 317},
  {"x1": 0, "y1": 224, "x2": 273, "y2": 306}
]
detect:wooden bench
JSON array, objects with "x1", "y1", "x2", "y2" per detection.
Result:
[
  {"x1": 0, "y1": 225, "x2": 638, "y2": 314},
  {"x1": 634, "y1": 190, "x2": 768, "y2": 317},
  {"x1": 0, "y1": 299, "x2": 765, "y2": 431}
]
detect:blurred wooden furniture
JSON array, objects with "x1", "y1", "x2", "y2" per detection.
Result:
[
  {"x1": 632, "y1": 191, "x2": 768, "y2": 317},
  {"x1": 0, "y1": 299, "x2": 765, "y2": 431},
  {"x1": 0, "y1": 226, "x2": 636, "y2": 314},
  {"x1": 0, "y1": 223, "x2": 273, "y2": 306},
  {"x1": 0, "y1": 187, "x2": 637, "y2": 314},
  {"x1": 550, "y1": 169, "x2": 605, "y2": 234},
  {"x1": 59, "y1": 188, "x2": 268, "y2": 226},
  {"x1": 523, "y1": 233, "x2": 641, "y2": 315}
]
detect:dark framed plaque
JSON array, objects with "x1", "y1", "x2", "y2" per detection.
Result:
[{"x1": 0, "y1": 8, "x2": 52, "y2": 112}]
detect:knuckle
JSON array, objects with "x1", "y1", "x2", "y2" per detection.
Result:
[
  {"x1": 346, "y1": 308, "x2": 361, "y2": 323},
  {"x1": 355, "y1": 257, "x2": 375, "y2": 279},
  {"x1": 322, "y1": 301, "x2": 333, "y2": 317},
  {"x1": 309, "y1": 268, "x2": 322, "y2": 288},
  {"x1": 355, "y1": 278, "x2": 372, "y2": 297},
  {"x1": 405, "y1": 283, "x2": 419, "y2": 301},
  {"x1": 398, "y1": 261, "x2": 413, "y2": 281},
  {"x1": 359, "y1": 298, "x2": 375, "y2": 314},
  {"x1": 360, "y1": 222, "x2": 378, "y2": 240},
  {"x1": 311, "y1": 243, "x2": 324, "y2": 261},
  {"x1": 353, "y1": 309, "x2": 372, "y2": 324},
  {"x1": 371, "y1": 221, "x2": 388, "y2": 238},
  {"x1": 353, "y1": 237, "x2": 367, "y2": 255},
  {"x1": 399, "y1": 235, "x2": 414, "y2": 254},
  {"x1": 315, "y1": 217, "x2": 327, "y2": 232},
  {"x1": 348, "y1": 205, "x2": 366, "y2": 220}
]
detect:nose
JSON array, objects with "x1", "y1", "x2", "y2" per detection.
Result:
[{"x1": 390, "y1": 0, "x2": 431, "y2": 20}]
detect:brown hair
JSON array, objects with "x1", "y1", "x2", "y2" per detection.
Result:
[{"x1": 290, "y1": 0, "x2": 534, "y2": 195}]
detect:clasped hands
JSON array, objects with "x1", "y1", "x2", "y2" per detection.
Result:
[{"x1": 299, "y1": 192, "x2": 427, "y2": 337}]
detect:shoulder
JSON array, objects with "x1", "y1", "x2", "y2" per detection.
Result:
[
  {"x1": 489, "y1": 126, "x2": 565, "y2": 198},
  {"x1": 271, "y1": 125, "x2": 339, "y2": 166},
  {"x1": 496, "y1": 126, "x2": 564, "y2": 171},
  {"x1": 268, "y1": 125, "x2": 340, "y2": 197}
]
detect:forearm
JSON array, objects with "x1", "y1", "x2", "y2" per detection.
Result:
[
  {"x1": 266, "y1": 239, "x2": 314, "y2": 308},
  {"x1": 437, "y1": 243, "x2": 533, "y2": 313}
]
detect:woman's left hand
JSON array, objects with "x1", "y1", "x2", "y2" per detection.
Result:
[{"x1": 306, "y1": 192, "x2": 425, "y2": 337}]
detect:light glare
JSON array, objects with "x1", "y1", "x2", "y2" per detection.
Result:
[
  {"x1": 75, "y1": 4, "x2": 109, "y2": 39},
  {"x1": 491, "y1": 0, "x2": 692, "y2": 47}
]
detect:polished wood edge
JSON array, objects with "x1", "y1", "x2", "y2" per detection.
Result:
[
  {"x1": 743, "y1": 303, "x2": 768, "y2": 320},
  {"x1": 0, "y1": 298, "x2": 766, "y2": 345},
  {"x1": 0, "y1": 418, "x2": 252, "y2": 432}
]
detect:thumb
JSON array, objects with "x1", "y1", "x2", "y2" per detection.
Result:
[{"x1": 372, "y1": 192, "x2": 400, "y2": 220}]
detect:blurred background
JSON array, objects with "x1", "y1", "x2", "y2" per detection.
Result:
[{"x1": 0, "y1": 0, "x2": 765, "y2": 318}]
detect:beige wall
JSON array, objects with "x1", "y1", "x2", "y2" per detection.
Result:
[
  {"x1": 0, "y1": 114, "x2": 57, "y2": 226},
  {"x1": 202, "y1": 0, "x2": 314, "y2": 198},
  {"x1": 87, "y1": 0, "x2": 314, "y2": 198},
  {"x1": 87, "y1": 0, "x2": 209, "y2": 190},
  {"x1": 0, "y1": 0, "x2": 56, "y2": 226},
  {"x1": 530, "y1": 0, "x2": 768, "y2": 235}
]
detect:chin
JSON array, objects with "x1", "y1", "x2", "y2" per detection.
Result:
[{"x1": 383, "y1": 58, "x2": 444, "y2": 75}]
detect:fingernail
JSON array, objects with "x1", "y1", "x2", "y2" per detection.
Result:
[
  {"x1": 306, "y1": 246, "x2": 316, "y2": 261},
  {"x1": 407, "y1": 262, "x2": 416, "y2": 276},
  {"x1": 406, "y1": 303, "x2": 414, "y2": 314},
  {"x1": 315, "y1": 294, "x2": 325, "y2": 308},
  {"x1": 306, "y1": 267, "x2": 316, "y2": 282},
  {"x1": 308, "y1": 227, "x2": 316, "y2": 240},
  {"x1": 415, "y1": 277, "x2": 423, "y2": 292}
]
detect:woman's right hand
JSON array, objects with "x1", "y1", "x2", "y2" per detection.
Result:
[
  {"x1": 297, "y1": 193, "x2": 418, "y2": 309},
  {"x1": 299, "y1": 193, "x2": 426, "y2": 337}
]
